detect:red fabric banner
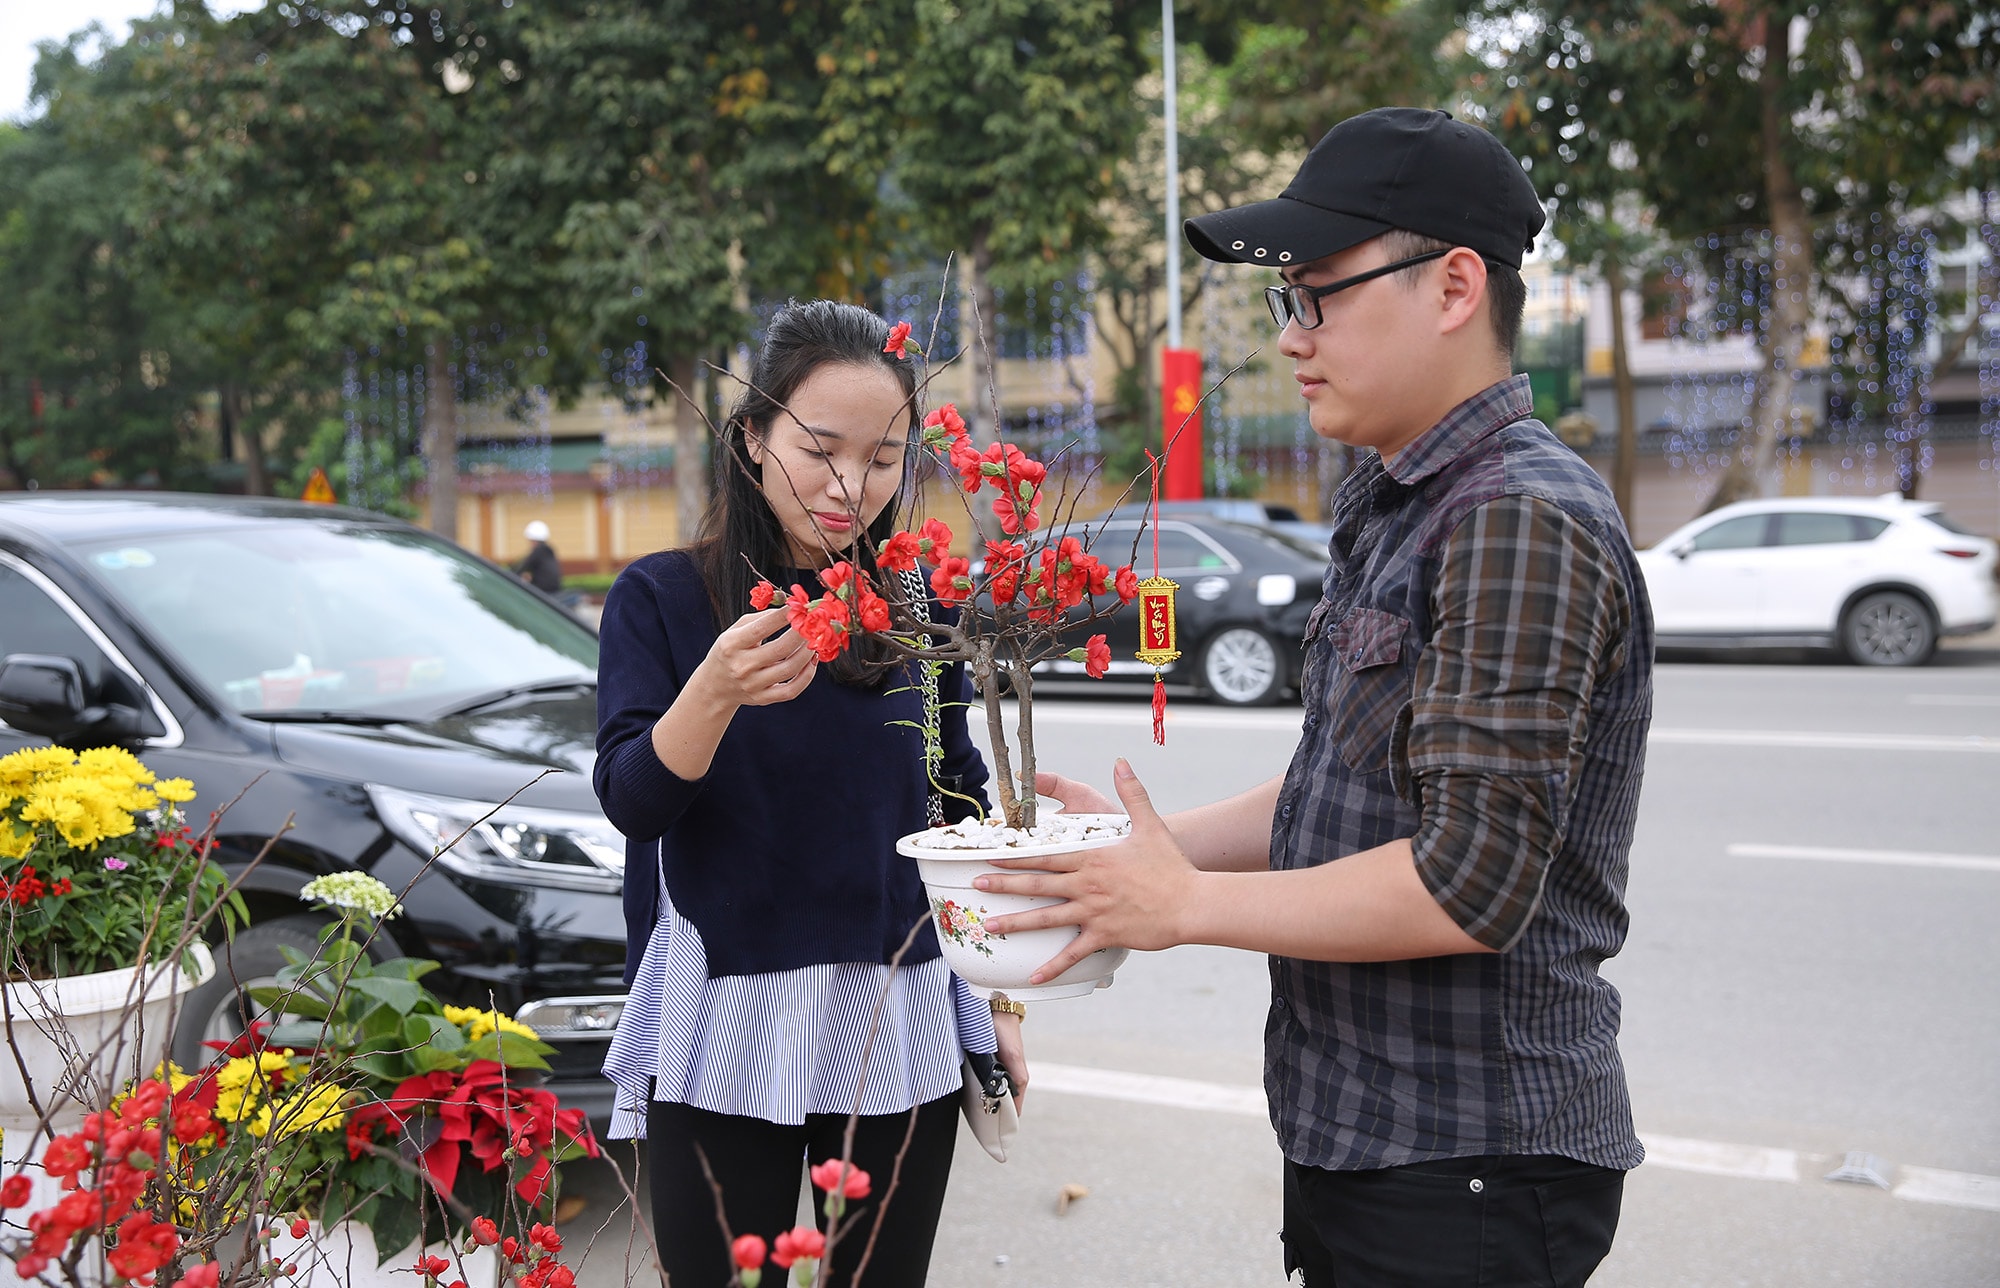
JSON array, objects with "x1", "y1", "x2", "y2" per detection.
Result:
[{"x1": 1160, "y1": 347, "x2": 1204, "y2": 501}]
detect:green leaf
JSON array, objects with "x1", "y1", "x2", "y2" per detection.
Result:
[
  {"x1": 348, "y1": 975, "x2": 425, "y2": 1015},
  {"x1": 247, "y1": 988, "x2": 331, "y2": 1020},
  {"x1": 465, "y1": 1031, "x2": 552, "y2": 1071}
]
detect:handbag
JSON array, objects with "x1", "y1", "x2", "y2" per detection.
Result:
[
  {"x1": 903, "y1": 569, "x2": 1019, "y2": 1164},
  {"x1": 960, "y1": 1049, "x2": 1020, "y2": 1163}
]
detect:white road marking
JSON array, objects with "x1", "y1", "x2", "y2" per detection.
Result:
[
  {"x1": 1650, "y1": 728, "x2": 2000, "y2": 753},
  {"x1": 1893, "y1": 1166, "x2": 2000, "y2": 1213},
  {"x1": 1907, "y1": 694, "x2": 2000, "y2": 707},
  {"x1": 1728, "y1": 843, "x2": 2000, "y2": 873},
  {"x1": 1637, "y1": 1133, "x2": 1799, "y2": 1182},
  {"x1": 995, "y1": 706, "x2": 2000, "y2": 751},
  {"x1": 1031, "y1": 1062, "x2": 2000, "y2": 1210}
]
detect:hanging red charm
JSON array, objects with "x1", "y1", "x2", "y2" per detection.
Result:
[{"x1": 1136, "y1": 450, "x2": 1180, "y2": 745}]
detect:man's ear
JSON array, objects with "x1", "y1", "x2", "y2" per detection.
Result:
[{"x1": 1436, "y1": 247, "x2": 1490, "y2": 339}]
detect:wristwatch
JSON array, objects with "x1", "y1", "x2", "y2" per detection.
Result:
[{"x1": 988, "y1": 992, "x2": 1026, "y2": 1023}]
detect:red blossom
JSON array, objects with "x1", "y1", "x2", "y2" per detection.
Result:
[
  {"x1": 921, "y1": 403, "x2": 968, "y2": 446},
  {"x1": 290, "y1": 1217, "x2": 310, "y2": 1239},
  {"x1": 917, "y1": 518, "x2": 953, "y2": 564},
  {"x1": 818, "y1": 561, "x2": 854, "y2": 594},
  {"x1": 530, "y1": 1223, "x2": 562, "y2": 1255},
  {"x1": 732, "y1": 1234, "x2": 768, "y2": 1270},
  {"x1": 501, "y1": 1237, "x2": 525, "y2": 1265},
  {"x1": 469, "y1": 1216, "x2": 500, "y2": 1246},
  {"x1": 171, "y1": 1262, "x2": 221, "y2": 1288},
  {"x1": 883, "y1": 321, "x2": 912, "y2": 356},
  {"x1": 41, "y1": 1135, "x2": 90, "y2": 1186},
  {"x1": 0, "y1": 1176, "x2": 31, "y2": 1208},
  {"x1": 1114, "y1": 565, "x2": 1139, "y2": 604},
  {"x1": 875, "y1": 531, "x2": 922, "y2": 572},
  {"x1": 809, "y1": 1158, "x2": 872, "y2": 1200},
  {"x1": 106, "y1": 1214, "x2": 179, "y2": 1283},
  {"x1": 770, "y1": 1226, "x2": 826, "y2": 1270},
  {"x1": 1084, "y1": 635, "x2": 1111, "y2": 679},
  {"x1": 930, "y1": 557, "x2": 974, "y2": 605},
  {"x1": 415, "y1": 1254, "x2": 452, "y2": 1279},
  {"x1": 857, "y1": 583, "x2": 891, "y2": 633},
  {"x1": 948, "y1": 437, "x2": 985, "y2": 492},
  {"x1": 749, "y1": 580, "x2": 777, "y2": 610}
]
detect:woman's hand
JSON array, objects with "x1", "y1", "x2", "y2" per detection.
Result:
[
  {"x1": 993, "y1": 1011, "x2": 1029, "y2": 1112},
  {"x1": 693, "y1": 607, "x2": 817, "y2": 708},
  {"x1": 1033, "y1": 770, "x2": 1117, "y2": 815}
]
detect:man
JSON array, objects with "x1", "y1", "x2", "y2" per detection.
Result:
[
  {"x1": 515, "y1": 519, "x2": 564, "y2": 595},
  {"x1": 979, "y1": 107, "x2": 1654, "y2": 1285}
]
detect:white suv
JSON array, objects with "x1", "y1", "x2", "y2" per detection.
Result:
[{"x1": 1636, "y1": 494, "x2": 1999, "y2": 666}]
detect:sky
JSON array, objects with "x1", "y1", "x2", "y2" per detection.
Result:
[{"x1": 2, "y1": 1, "x2": 258, "y2": 122}]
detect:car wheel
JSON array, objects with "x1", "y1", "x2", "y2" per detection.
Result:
[
  {"x1": 170, "y1": 914, "x2": 349, "y2": 1070},
  {"x1": 1840, "y1": 591, "x2": 1937, "y2": 667},
  {"x1": 1199, "y1": 626, "x2": 1281, "y2": 706}
]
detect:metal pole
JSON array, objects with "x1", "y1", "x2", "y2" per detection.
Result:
[{"x1": 1162, "y1": 0, "x2": 1181, "y2": 350}]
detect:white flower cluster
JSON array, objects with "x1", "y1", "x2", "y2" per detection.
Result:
[
  {"x1": 299, "y1": 872, "x2": 403, "y2": 920},
  {"x1": 918, "y1": 813, "x2": 1131, "y2": 851}
]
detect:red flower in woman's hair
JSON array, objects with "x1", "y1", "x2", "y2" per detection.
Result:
[
  {"x1": 749, "y1": 580, "x2": 777, "y2": 610},
  {"x1": 930, "y1": 557, "x2": 974, "y2": 605},
  {"x1": 917, "y1": 518, "x2": 953, "y2": 564},
  {"x1": 876, "y1": 531, "x2": 921, "y2": 572},
  {"x1": 1084, "y1": 635, "x2": 1111, "y2": 679},
  {"x1": 883, "y1": 321, "x2": 913, "y2": 356}
]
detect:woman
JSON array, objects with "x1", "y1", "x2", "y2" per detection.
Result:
[{"x1": 595, "y1": 300, "x2": 1023, "y2": 1288}]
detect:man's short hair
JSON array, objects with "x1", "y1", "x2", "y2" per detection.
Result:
[{"x1": 1380, "y1": 230, "x2": 1526, "y2": 359}]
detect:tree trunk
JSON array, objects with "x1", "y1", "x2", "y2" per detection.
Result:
[
  {"x1": 966, "y1": 233, "x2": 1000, "y2": 442},
  {"x1": 670, "y1": 352, "x2": 707, "y2": 544},
  {"x1": 423, "y1": 339, "x2": 459, "y2": 540},
  {"x1": 1604, "y1": 256, "x2": 1639, "y2": 528},
  {"x1": 233, "y1": 387, "x2": 270, "y2": 498},
  {"x1": 216, "y1": 384, "x2": 237, "y2": 465},
  {"x1": 1702, "y1": 11, "x2": 1811, "y2": 515}
]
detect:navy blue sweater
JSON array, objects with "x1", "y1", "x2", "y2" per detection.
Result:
[{"x1": 594, "y1": 551, "x2": 991, "y2": 983}]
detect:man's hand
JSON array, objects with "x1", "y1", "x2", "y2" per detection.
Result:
[
  {"x1": 976, "y1": 760, "x2": 1200, "y2": 984},
  {"x1": 1033, "y1": 770, "x2": 1116, "y2": 814}
]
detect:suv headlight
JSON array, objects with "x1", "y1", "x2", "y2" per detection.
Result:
[{"x1": 368, "y1": 785, "x2": 625, "y2": 894}]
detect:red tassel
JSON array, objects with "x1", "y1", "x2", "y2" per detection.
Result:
[{"x1": 1151, "y1": 674, "x2": 1167, "y2": 745}]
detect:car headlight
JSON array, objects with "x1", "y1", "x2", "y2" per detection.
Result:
[
  {"x1": 368, "y1": 784, "x2": 625, "y2": 894},
  {"x1": 1257, "y1": 574, "x2": 1298, "y2": 606}
]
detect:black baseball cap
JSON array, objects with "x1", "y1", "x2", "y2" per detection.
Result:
[{"x1": 1185, "y1": 107, "x2": 1545, "y2": 271}]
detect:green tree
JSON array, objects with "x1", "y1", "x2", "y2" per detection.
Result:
[
  {"x1": 1473, "y1": 1, "x2": 1999, "y2": 508},
  {"x1": 822, "y1": 0, "x2": 1149, "y2": 443},
  {"x1": 0, "y1": 28, "x2": 206, "y2": 491}
]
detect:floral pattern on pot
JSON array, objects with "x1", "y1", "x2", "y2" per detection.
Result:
[{"x1": 931, "y1": 897, "x2": 1000, "y2": 956}]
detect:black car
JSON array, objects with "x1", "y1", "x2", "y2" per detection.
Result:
[
  {"x1": 0, "y1": 494, "x2": 625, "y2": 1118},
  {"x1": 1043, "y1": 515, "x2": 1328, "y2": 705}
]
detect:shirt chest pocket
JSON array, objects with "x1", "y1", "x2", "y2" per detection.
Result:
[{"x1": 1322, "y1": 606, "x2": 1414, "y2": 773}]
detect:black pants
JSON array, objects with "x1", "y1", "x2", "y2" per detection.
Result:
[
  {"x1": 647, "y1": 1094, "x2": 960, "y2": 1288},
  {"x1": 1283, "y1": 1153, "x2": 1625, "y2": 1287}
]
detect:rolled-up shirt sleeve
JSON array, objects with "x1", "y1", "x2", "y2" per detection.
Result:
[{"x1": 1401, "y1": 495, "x2": 1631, "y2": 951}]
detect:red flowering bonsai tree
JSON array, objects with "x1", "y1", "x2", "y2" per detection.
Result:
[{"x1": 745, "y1": 323, "x2": 1151, "y2": 833}]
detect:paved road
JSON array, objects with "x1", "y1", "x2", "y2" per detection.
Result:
[{"x1": 559, "y1": 644, "x2": 2000, "y2": 1287}]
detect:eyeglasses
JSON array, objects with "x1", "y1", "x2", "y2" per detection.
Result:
[{"x1": 1263, "y1": 248, "x2": 1452, "y2": 331}]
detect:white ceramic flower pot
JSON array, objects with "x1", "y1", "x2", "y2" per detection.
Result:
[
  {"x1": 0, "y1": 944, "x2": 213, "y2": 1288},
  {"x1": 898, "y1": 813, "x2": 1131, "y2": 1000},
  {"x1": 0, "y1": 942, "x2": 214, "y2": 1126},
  {"x1": 266, "y1": 1220, "x2": 503, "y2": 1288}
]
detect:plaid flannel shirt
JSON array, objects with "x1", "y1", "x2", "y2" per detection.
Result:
[{"x1": 1269, "y1": 375, "x2": 1653, "y2": 1172}]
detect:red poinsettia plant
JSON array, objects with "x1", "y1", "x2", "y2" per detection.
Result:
[{"x1": 746, "y1": 324, "x2": 1155, "y2": 832}]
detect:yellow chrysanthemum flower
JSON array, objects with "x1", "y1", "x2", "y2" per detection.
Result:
[
  {"x1": 154, "y1": 778, "x2": 196, "y2": 804},
  {"x1": 443, "y1": 1005, "x2": 541, "y2": 1043},
  {"x1": 269, "y1": 1082, "x2": 347, "y2": 1137}
]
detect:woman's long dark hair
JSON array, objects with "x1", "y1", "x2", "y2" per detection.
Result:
[{"x1": 689, "y1": 299, "x2": 920, "y2": 688}]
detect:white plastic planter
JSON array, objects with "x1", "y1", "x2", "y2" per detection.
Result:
[
  {"x1": 899, "y1": 813, "x2": 1131, "y2": 1000},
  {"x1": 266, "y1": 1220, "x2": 503, "y2": 1288}
]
